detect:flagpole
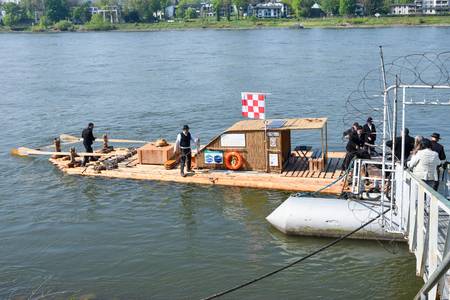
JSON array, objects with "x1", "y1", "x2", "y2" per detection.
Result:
[{"x1": 264, "y1": 118, "x2": 268, "y2": 173}]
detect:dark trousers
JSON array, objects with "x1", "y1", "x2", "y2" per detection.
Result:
[
  {"x1": 82, "y1": 143, "x2": 93, "y2": 166},
  {"x1": 180, "y1": 148, "x2": 191, "y2": 174}
]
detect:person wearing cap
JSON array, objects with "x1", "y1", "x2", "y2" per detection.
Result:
[
  {"x1": 81, "y1": 122, "x2": 96, "y2": 166},
  {"x1": 407, "y1": 139, "x2": 441, "y2": 191},
  {"x1": 363, "y1": 117, "x2": 376, "y2": 154},
  {"x1": 175, "y1": 125, "x2": 197, "y2": 177},
  {"x1": 430, "y1": 133, "x2": 446, "y2": 163}
]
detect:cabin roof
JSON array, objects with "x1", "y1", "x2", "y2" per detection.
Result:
[{"x1": 226, "y1": 118, "x2": 328, "y2": 132}]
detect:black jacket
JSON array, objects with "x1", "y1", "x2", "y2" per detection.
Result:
[
  {"x1": 343, "y1": 127, "x2": 356, "y2": 138},
  {"x1": 363, "y1": 123, "x2": 376, "y2": 143},
  {"x1": 386, "y1": 135, "x2": 414, "y2": 160},
  {"x1": 431, "y1": 141, "x2": 446, "y2": 161},
  {"x1": 350, "y1": 132, "x2": 367, "y2": 148},
  {"x1": 82, "y1": 127, "x2": 95, "y2": 146}
]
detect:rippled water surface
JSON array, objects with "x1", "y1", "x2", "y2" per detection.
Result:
[{"x1": 1, "y1": 28, "x2": 450, "y2": 299}]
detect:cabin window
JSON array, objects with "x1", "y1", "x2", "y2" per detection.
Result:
[{"x1": 220, "y1": 134, "x2": 246, "y2": 147}]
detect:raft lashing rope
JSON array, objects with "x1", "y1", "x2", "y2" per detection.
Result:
[{"x1": 201, "y1": 208, "x2": 391, "y2": 300}]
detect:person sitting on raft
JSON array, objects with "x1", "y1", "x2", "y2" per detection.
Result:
[{"x1": 175, "y1": 125, "x2": 198, "y2": 177}]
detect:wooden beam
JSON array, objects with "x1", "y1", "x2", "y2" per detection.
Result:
[{"x1": 12, "y1": 147, "x2": 107, "y2": 157}]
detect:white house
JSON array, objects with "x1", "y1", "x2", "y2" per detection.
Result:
[
  {"x1": 249, "y1": 2, "x2": 289, "y2": 18},
  {"x1": 391, "y1": 3, "x2": 417, "y2": 14}
]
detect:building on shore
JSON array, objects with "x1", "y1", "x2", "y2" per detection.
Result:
[
  {"x1": 89, "y1": 6, "x2": 120, "y2": 23},
  {"x1": 391, "y1": 0, "x2": 449, "y2": 14},
  {"x1": 247, "y1": 1, "x2": 289, "y2": 18},
  {"x1": 390, "y1": 3, "x2": 417, "y2": 14},
  {"x1": 310, "y1": 3, "x2": 325, "y2": 17}
]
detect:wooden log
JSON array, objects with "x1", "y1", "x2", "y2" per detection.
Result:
[
  {"x1": 60, "y1": 134, "x2": 148, "y2": 144},
  {"x1": 13, "y1": 147, "x2": 107, "y2": 157}
]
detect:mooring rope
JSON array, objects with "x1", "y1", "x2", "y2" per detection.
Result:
[
  {"x1": 201, "y1": 208, "x2": 391, "y2": 300},
  {"x1": 293, "y1": 157, "x2": 356, "y2": 198}
]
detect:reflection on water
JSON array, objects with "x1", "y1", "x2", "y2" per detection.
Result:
[{"x1": 1, "y1": 28, "x2": 448, "y2": 298}]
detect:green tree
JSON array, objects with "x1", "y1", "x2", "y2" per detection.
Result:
[
  {"x1": 2, "y1": 3, "x2": 25, "y2": 26},
  {"x1": 184, "y1": 6, "x2": 197, "y2": 18},
  {"x1": 212, "y1": 0, "x2": 222, "y2": 21},
  {"x1": 44, "y1": 0, "x2": 69, "y2": 23},
  {"x1": 71, "y1": 1, "x2": 91, "y2": 24},
  {"x1": 362, "y1": 0, "x2": 383, "y2": 14},
  {"x1": 176, "y1": 0, "x2": 200, "y2": 19},
  {"x1": 320, "y1": 0, "x2": 339, "y2": 15},
  {"x1": 232, "y1": 0, "x2": 248, "y2": 19},
  {"x1": 20, "y1": 0, "x2": 44, "y2": 22},
  {"x1": 123, "y1": 0, "x2": 155, "y2": 22},
  {"x1": 85, "y1": 13, "x2": 114, "y2": 30},
  {"x1": 339, "y1": 0, "x2": 355, "y2": 15},
  {"x1": 291, "y1": 0, "x2": 314, "y2": 17}
]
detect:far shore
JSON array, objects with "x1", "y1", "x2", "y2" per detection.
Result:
[{"x1": 1, "y1": 15, "x2": 450, "y2": 33}]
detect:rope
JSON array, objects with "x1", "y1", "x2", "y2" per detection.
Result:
[
  {"x1": 293, "y1": 157, "x2": 356, "y2": 198},
  {"x1": 201, "y1": 208, "x2": 391, "y2": 300}
]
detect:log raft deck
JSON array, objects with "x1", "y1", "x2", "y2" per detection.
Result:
[{"x1": 49, "y1": 118, "x2": 348, "y2": 195}]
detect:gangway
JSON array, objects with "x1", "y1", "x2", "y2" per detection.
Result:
[{"x1": 349, "y1": 49, "x2": 450, "y2": 299}]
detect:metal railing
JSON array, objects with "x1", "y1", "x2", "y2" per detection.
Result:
[{"x1": 396, "y1": 168, "x2": 450, "y2": 300}]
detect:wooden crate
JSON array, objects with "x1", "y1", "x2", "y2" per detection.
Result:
[{"x1": 138, "y1": 143, "x2": 174, "y2": 165}]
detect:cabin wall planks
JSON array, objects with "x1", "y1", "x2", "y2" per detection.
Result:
[{"x1": 197, "y1": 130, "x2": 291, "y2": 173}]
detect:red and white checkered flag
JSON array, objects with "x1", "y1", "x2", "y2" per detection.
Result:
[{"x1": 241, "y1": 92, "x2": 266, "y2": 120}]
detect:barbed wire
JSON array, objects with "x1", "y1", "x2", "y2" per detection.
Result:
[{"x1": 343, "y1": 51, "x2": 450, "y2": 133}]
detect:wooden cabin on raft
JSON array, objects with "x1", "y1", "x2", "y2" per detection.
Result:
[{"x1": 196, "y1": 118, "x2": 329, "y2": 173}]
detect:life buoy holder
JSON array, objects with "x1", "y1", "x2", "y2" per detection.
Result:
[{"x1": 224, "y1": 151, "x2": 244, "y2": 170}]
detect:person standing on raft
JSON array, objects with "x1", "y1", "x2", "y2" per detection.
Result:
[
  {"x1": 175, "y1": 125, "x2": 197, "y2": 177},
  {"x1": 81, "y1": 122, "x2": 96, "y2": 166}
]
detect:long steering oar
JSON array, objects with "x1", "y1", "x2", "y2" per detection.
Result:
[
  {"x1": 11, "y1": 147, "x2": 108, "y2": 158},
  {"x1": 60, "y1": 134, "x2": 148, "y2": 144}
]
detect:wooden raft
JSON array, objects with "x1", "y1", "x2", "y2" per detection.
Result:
[{"x1": 48, "y1": 149, "x2": 347, "y2": 195}]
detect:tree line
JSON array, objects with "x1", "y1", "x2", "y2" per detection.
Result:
[{"x1": 0, "y1": 0, "x2": 394, "y2": 28}]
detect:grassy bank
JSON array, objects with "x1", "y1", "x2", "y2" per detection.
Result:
[
  {"x1": 1, "y1": 15, "x2": 450, "y2": 32},
  {"x1": 115, "y1": 15, "x2": 450, "y2": 30}
]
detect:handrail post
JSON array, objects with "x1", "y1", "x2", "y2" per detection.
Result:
[
  {"x1": 427, "y1": 195, "x2": 439, "y2": 299},
  {"x1": 416, "y1": 185, "x2": 425, "y2": 276}
]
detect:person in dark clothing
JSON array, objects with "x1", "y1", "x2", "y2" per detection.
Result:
[
  {"x1": 363, "y1": 117, "x2": 376, "y2": 154},
  {"x1": 351, "y1": 126, "x2": 367, "y2": 148},
  {"x1": 430, "y1": 133, "x2": 447, "y2": 191},
  {"x1": 386, "y1": 128, "x2": 415, "y2": 162},
  {"x1": 343, "y1": 122, "x2": 359, "y2": 139},
  {"x1": 81, "y1": 122, "x2": 96, "y2": 166},
  {"x1": 342, "y1": 126, "x2": 370, "y2": 170},
  {"x1": 175, "y1": 125, "x2": 197, "y2": 177},
  {"x1": 430, "y1": 133, "x2": 446, "y2": 162}
]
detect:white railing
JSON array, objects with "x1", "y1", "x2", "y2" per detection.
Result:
[{"x1": 396, "y1": 167, "x2": 450, "y2": 300}]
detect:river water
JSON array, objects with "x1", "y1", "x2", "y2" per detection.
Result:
[{"x1": 1, "y1": 28, "x2": 449, "y2": 299}]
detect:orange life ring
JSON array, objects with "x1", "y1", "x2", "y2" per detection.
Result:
[{"x1": 224, "y1": 151, "x2": 244, "y2": 170}]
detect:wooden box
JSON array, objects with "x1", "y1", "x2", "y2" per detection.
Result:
[{"x1": 138, "y1": 143, "x2": 174, "y2": 165}]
